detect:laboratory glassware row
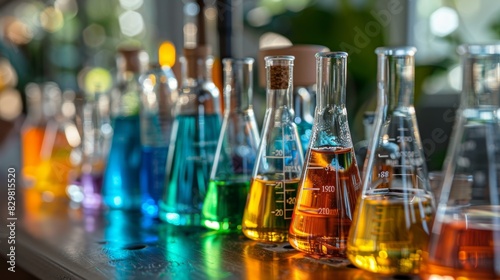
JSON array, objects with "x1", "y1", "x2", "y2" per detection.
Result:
[{"x1": 20, "y1": 43, "x2": 500, "y2": 279}]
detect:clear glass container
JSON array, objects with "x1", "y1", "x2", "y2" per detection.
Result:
[
  {"x1": 139, "y1": 63, "x2": 178, "y2": 217},
  {"x1": 288, "y1": 52, "x2": 362, "y2": 258},
  {"x1": 159, "y1": 46, "x2": 222, "y2": 226},
  {"x1": 420, "y1": 43, "x2": 500, "y2": 280},
  {"x1": 102, "y1": 47, "x2": 148, "y2": 210},
  {"x1": 242, "y1": 55, "x2": 304, "y2": 242},
  {"x1": 347, "y1": 46, "x2": 435, "y2": 274},
  {"x1": 202, "y1": 57, "x2": 261, "y2": 231}
]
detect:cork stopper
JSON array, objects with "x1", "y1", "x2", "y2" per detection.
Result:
[
  {"x1": 269, "y1": 65, "x2": 289, "y2": 90},
  {"x1": 259, "y1": 44, "x2": 329, "y2": 87},
  {"x1": 265, "y1": 56, "x2": 294, "y2": 90},
  {"x1": 117, "y1": 47, "x2": 149, "y2": 73}
]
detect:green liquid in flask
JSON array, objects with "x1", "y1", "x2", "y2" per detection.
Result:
[{"x1": 202, "y1": 179, "x2": 250, "y2": 231}]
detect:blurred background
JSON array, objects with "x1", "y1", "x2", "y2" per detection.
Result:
[{"x1": 1, "y1": 0, "x2": 500, "y2": 174}]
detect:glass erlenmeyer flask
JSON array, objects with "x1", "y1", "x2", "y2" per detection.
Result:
[
  {"x1": 347, "y1": 46, "x2": 435, "y2": 274},
  {"x1": 420, "y1": 44, "x2": 500, "y2": 280},
  {"x1": 288, "y1": 52, "x2": 362, "y2": 258},
  {"x1": 202, "y1": 57, "x2": 260, "y2": 232},
  {"x1": 139, "y1": 63, "x2": 178, "y2": 217},
  {"x1": 242, "y1": 55, "x2": 304, "y2": 242},
  {"x1": 159, "y1": 46, "x2": 222, "y2": 226},
  {"x1": 102, "y1": 47, "x2": 148, "y2": 210}
]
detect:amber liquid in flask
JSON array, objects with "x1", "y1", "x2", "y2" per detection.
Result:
[
  {"x1": 420, "y1": 44, "x2": 500, "y2": 280},
  {"x1": 242, "y1": 56, "x2": 304, "y2": 242},
  {"x1": 347, "y1": 47, "x2": 435, "y2": 274},
  {"x1": 289, "y1": 52, "x2": 361, "y2": 258}
]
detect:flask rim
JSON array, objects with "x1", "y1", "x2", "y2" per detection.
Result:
[
  {"x1": 264, "y1": 55, "x2": 295, "y2": 63},
  {"x1": 457, "y1": 43, "x2": 500, "y2": 56},
  {"x1": 315, "y1": 51, "x2": 348, "y2": 58},
  {"x1": 222, "y1": 57, "x2": 255, "y2": 65},
  {"x1": 375, "y1": 46, "x2": 417, "y2": 56}
]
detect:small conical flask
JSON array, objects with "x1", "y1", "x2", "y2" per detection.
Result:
[
  {"x1": 159, "y1": 46, "x2": 222, "y2": 226},
  {"x1": 346, "y1": 46, "x2": 435, "y2": 274},
  {"x1": 102, "y1": 47, "x2": 148, "y2": 210},
  {"x1": 242, "y1": 55, "x2": 304, "y2": 242},
  {"x1": 288, "y1": 52, "x2": 362, "y2": 258},
  {"x1": 420, "y1": 44, "x2": 500, "y2": 280},
  {"x1": 202, "y1": 58, "x2": 261, "y2": 231},
  {"x1": 35, "y1": 83, "x2": 80, "y2": 202},
  {"x1": 139, "y1": 63, "x2": 178, "y2": 217}
]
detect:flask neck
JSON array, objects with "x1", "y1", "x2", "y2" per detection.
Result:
[
  {"x1": 377, "y1": 52, "x2": 415, "y2": 110},
  {"x1": 223, "y1": 58, "x2": 254, "y2": 112},
  {"x1": 316, "y1": 54, "x2": 347, "y2": 110},
  {"x1": 181, "y1": 46, "x2": 213, "y2": 86},
  {"x1": 265, "y1": 57, "x2": 294, "y2": 116},
  {"x1": 461, "y1": 54, "x2": 500, "y2": 107}
]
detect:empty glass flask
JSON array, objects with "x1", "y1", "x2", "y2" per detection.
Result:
[
  {"x1": 347, "y1": 47, "x2": 435, "y2": 274},
  {"x1": 420, "y1": 43, "x2": 500, "y2": 280},
  {"x1": 202, "y1": 58, "x2": 260, "y2": 231},
  {"x1": 159, "y1": 46, "x2": 222, "y2": 226},
  {"x1": 288, "y1": 52, "x2": 362, "y2": 258},
  {"x1": 242, "y1": 55, "x2": 304, "y2": 242}
]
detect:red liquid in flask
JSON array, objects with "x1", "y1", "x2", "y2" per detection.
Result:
[{"x1": 421, "y1": 206, "x2": 500, "y2": 279}]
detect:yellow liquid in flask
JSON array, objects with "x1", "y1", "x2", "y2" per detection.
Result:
[{"x1": 347, "y1": 192, "x2": 433, "y2": 274}]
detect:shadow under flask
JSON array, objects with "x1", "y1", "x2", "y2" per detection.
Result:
[
  {"x1": 202, "y1": 58, "x2": 261, "y2": 231},
  {"x1": 420, "y1": 44, "x2": 500, "y2": 280},
  {"x1": 242, "y1": 56, "x2": 304, "y2": 242},
  {"x1": 159, "y1": 46, "x2": 222, "y2": 226},
  {"x1": 288, "y1": 52, "x2": 362, "y2": 258},
  {"x1": 346, "y1": 47, "x2": 435, "y2": 274}
]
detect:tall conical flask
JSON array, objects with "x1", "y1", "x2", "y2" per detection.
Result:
[
  {"x1": 159, "y1": 46, "x2": 222, "y2": 226},
  {"x1": 102, "y1": 47, "x2": 148, "y2": 210},
  {"x1": 139, "y1": 62, "x2": 178, "y2": 217},
  {"x1": 202, "y1": 58, "x2": 261, "y2": 231},
  {"x1": 346, "y1": 46, "x2": 435, "y2": 274},
  {"x1": 242, "y1": 55, "x2": 304, "y2": 242},
  {"x1": 420, "y1": 44, "x2": 500, "y2": 280},
  {"x1": 288, "y1": 52, "x2": 362, "y2": 258}
]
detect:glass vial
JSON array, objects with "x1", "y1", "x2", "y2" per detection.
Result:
[
  {"x1": 139, "y1": 63, "x2": 178, "y2": 217},
  {"x1": 347, "y1": 47, "x2": 435, "y2": 274},
  {"x1": 288, "y1": 52, "x2": 362, "y2": 258},
  {"x1": 102, "y1": 47, "x2": 148, "y2": 210},
  {"x1": 202, "y1": 58, "x2": 261, "y2": 231},
  {"x1": 242, "y1": 56, "x2": 304, "y2": 242},
  {"x1": 420, "y1": 44, "x2": 500, "y2": 280},
  {"x1": 68, "y1": 92, "x2": 106, "y2": 209},
  {"x1": 159, "y1": 46, "x2": 222, "y2": 226},
  {"x1": 22, "y1": 83, "x2": 45, "y2": 189}
]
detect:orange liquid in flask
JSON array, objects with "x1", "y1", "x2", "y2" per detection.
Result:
[{"x1": 289, "y1": 147, "x2": 361, "y2": 257}]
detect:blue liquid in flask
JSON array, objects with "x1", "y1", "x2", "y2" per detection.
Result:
[
  {"x1": 140, "y1": 145, "x2": 168, "y2": 216},
  {"x1": 160, "y1": 114, "x2": 221, "y2": 225},
  {"x1": 102, "y1": 116, "x2": 142, "y2": 210}
]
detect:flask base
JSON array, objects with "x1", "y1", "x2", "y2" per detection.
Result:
[
  {"x1": 288, "y1": 234, "x2": 347, "y2": 258},
  {"x1": 202, "y1": 218, "x2": 242, "y2": 232},
  {"x1": 242, "y1": 228, "x2": 288, "y2": 242},
  {"x1": 159, "y1": 211, "x2": 201, "y2": 226}
]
